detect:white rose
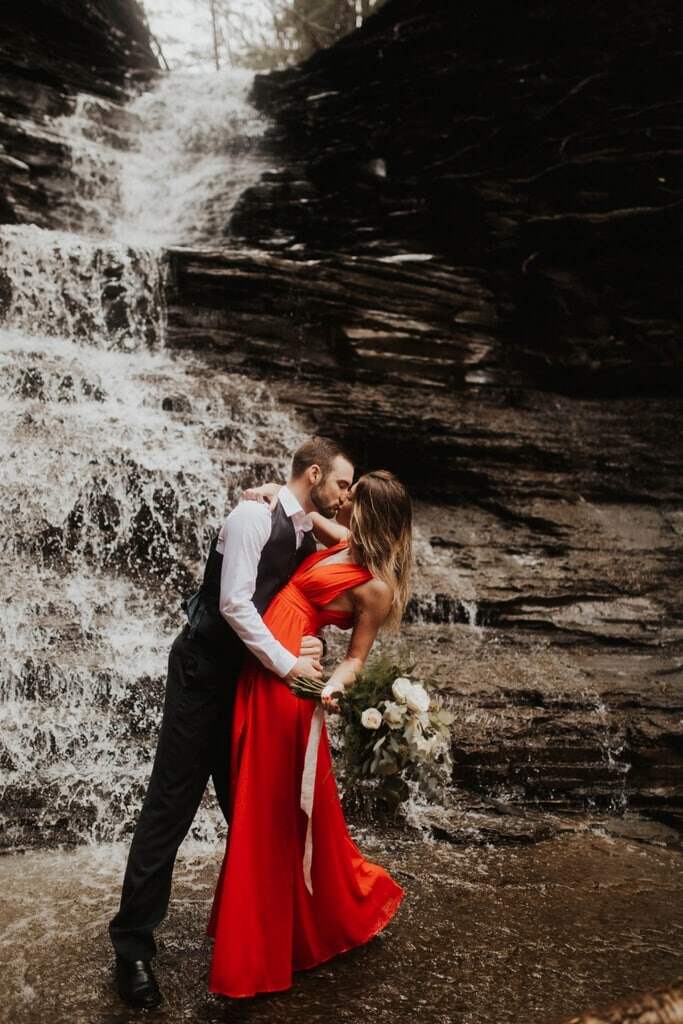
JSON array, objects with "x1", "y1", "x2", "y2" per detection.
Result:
[
  {"x1": 361, "y1": 707, "x2": 383, "y2": 730},
  {"x1": 383, "y1": 701, "x2": 406, "y2": 729},
  {"x1": 405, "y1": 684, "x2": 430, "y2": 714},
  {"x1": 392, "y1": 677, "x2": 413, "y2": 703}
]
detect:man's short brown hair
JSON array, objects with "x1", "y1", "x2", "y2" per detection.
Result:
[{"x1": 291, "y1": 436, "x2": 354, "y2": 479}]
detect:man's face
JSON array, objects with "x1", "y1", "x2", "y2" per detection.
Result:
[{"x1": 310, "y1": 455, "x2": 354, "y2": 518}]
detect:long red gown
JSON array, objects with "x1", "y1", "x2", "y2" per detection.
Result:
[{"x1": 206, "y1": 540, "x2": 405, "y2": 997}]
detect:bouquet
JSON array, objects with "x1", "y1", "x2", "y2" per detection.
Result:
[{"x1": 288, "y1": 657, "x2": 454, "y2": 809}]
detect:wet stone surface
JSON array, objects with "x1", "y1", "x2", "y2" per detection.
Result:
[{"x1": 1, "y1": 824, "x2": 682, "y2": 1024}]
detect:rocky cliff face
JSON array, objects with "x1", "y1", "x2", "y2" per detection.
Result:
[
  {"x1": 0, "y1": 0, "x2": 157, "y2": 226},
  {"x1": 246, "y1": 0, "x2": 683, "y2": 396},
  {"x1": 165, "y1": 0, "x2": 683, "y2": 825}
]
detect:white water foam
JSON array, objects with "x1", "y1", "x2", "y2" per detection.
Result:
[{"x1": 0, "y1": 225, "x2": 166, "y2": 350}]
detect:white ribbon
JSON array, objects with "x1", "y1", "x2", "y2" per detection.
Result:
[{"x1": 300, "y1": 704, "x2": 324, "y2": 895}]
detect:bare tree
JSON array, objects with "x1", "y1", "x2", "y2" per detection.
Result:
[
  {"x1": 205, "y1": 0, "x2": 387, "y2": 71},
  {"x1": 209, "y1": 0, "x2": 221, "y2": 70}
]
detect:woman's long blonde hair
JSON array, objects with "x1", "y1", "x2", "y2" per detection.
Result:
[{"x1": 348, "y1": 470, "x2": 413, "y2": 630}]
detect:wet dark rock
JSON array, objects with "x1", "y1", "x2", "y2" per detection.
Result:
[
  {"x1": 366, "y1": 620, "x2": 683, "y2": 826},
  {"x1": 79, "y1": 378, "x2": 106, "y2": 402},
  {"x1": 0, "y1": 2, "x2": 156, "y2": 97},
  {"x1": 167, "y1": 0, "x2": 683, "y2": 482},
  {"x1": 414, "y1": 803, "x2": 682, "y2": 850},
  {"x1": 162, "y1": 394, "x2": 192, "y2": 413},
  {"x1": 417, "y1": 802, "x2": 561, "y2": 846},
  {"x1": 166, "y1": 245, "x2": 683, "y2": 510},
  {"x1": 17, "y1": 366, "x2": 45, "y2": 400},
  {"x1": 34, "y1": 522, "x2": 65, "y2": 560},
  {"x1": 240, "y1": 0, "x2": 683, "y2": 392},
  {"x1": 117, "y1": 673, "x2": 165, "y2": 738}
]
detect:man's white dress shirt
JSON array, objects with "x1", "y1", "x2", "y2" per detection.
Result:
[{"x1": 216, "y1": 486, "x2": 313, "y2": 678}]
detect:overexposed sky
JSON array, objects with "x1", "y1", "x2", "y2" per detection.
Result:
[
  {"x1": 142, "y1": 1, "x2": 374, "y2": 71},
  {"x1": 142, "y1": 0, "x2": 271, "y2": 70}
]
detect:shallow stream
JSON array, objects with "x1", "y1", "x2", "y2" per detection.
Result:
[{"x1": 1, "y1": 825, "x2": 682, "y2": 1024}]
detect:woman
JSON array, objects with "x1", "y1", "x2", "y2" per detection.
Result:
[{"x1": 206, "y1": 470, "x2": 413, "y2": 998}]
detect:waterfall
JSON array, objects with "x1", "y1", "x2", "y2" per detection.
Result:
[
  {"x1": 0, "y1": 71, "x2": 306, "y2": 850},
  {"x1": 50, "y1": 70, "x2": 267, "y2": 246}
]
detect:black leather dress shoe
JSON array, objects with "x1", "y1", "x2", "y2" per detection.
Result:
[{"x1": 115, "y1": 955, "x2": 163, "y2": 1008}]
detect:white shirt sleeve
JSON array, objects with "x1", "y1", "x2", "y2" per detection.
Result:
[{"x1": 218, "y1": 501, "x2": 297, "y2": 678}]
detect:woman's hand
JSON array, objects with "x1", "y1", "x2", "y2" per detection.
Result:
[
  {"x1": 321, "y1": 682, "x2": 344, "y2": 713},
  {"x1": 300, "y1": 635, "x2": 324, "y2": 660},
  {"x1": 242, "y1": 482, "x2": 280, "y2": 509}
]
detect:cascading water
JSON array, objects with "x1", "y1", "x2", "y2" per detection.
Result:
[
  {"x1": 0, "y1": 227, "x2": 165, "y2": 349},
  {"x1": 51, "y1": 70, "x2": 268, "y2": 246},
  {"x1": 0, "y1": 70, "x2": 307, "y2": 850}
]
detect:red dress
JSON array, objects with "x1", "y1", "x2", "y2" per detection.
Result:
[{"x1": 207, "y1": 540, "x2": 405, "y2": 998}]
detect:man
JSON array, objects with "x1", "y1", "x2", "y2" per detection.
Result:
[{"x1": 109, "y1": 436, "x2": 355, "y2": 1009}]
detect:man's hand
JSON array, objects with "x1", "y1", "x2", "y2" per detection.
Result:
[
  {"x1": 243, "y1": 482, "x2": 280, "y2": 510},
  {"x1": 286, "y1": 656, "x2": 323, "y2": 683},
  {"x1": 299, "y1": 635, "x2": 324, "y2": 660}
]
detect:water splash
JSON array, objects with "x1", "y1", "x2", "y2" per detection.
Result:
[
  {"x1": 407, "y1": 591, "x2": 483, "y2": 634},
  {"x1": 460, "y1": 598, "x2": 484, "y2": 636},
  {"x1": 591, "y1": 694, "x2": 630, "y2": 812}
]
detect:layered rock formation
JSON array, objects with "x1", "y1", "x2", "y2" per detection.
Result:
[
  {"x1": 165, "y1": 0, "x2": 683, "y2": 823},
  {"x1": 246, "y1": 0, "x2": 683, "y2": 395}
]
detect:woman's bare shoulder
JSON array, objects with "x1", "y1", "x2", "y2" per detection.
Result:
[{"x1": 353, "y1": 576, "x2": 393, "y2": 611}]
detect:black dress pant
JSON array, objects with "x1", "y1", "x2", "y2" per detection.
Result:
[{"x1": 109, "y1": 627, "x2": 242, "y2": 962}]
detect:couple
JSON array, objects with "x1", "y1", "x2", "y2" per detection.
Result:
[{"x1": 109, "y1": 436, "x2": 413, "y2": 1007}]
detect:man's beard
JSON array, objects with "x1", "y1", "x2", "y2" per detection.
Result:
[{"x1": 310, "y1": 481, "x2": 338, "y2": 519}]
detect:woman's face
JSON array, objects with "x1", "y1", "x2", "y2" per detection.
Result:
[{"x1": 335, "y1": 481, "x2": 356, "y2": 527}]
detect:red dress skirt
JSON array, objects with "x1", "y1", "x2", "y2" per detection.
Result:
[{"x1": 207, "y1": 541, "x2": 404, "y2": 997}]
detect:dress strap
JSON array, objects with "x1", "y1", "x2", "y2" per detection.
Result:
[{"x1": 301, "y1": 705, "x2": 324, "y2": 895}]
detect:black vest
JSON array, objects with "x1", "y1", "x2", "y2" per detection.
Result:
[{"x1": 183, "y1": 500, "x2": 316, "y2": 656}]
